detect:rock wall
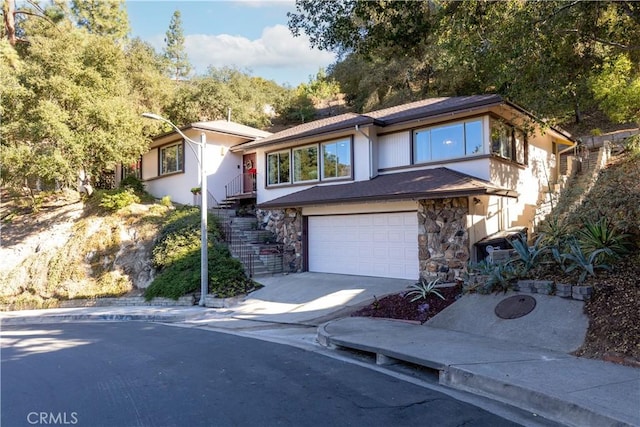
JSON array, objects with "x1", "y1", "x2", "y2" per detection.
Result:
[
  {"x1": 256, "y1": 208, "x2": 303, "y2": 272},
  {"x1": 418, "y1": 198, "x2": 469, "y2": 281}
]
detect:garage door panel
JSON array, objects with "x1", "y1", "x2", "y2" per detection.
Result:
[{"x1": 309, "y1": 212, "x2": 419, "y2": 280}]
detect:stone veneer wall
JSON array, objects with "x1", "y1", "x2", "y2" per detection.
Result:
[
  {"x1": 418, "y1": 198, "x2": 469, "y2": 281},
  {"x1": 256, "y1": 208, "x2": 303, "y2": 272}
]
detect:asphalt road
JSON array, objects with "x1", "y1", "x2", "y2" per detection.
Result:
[{"x1": 1, "y1": 322, "x2": 519, "y2": 427}]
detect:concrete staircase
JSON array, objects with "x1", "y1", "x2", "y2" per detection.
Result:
[{"x1": 223, "y1": 216, "x2": 284, "y2": 277}]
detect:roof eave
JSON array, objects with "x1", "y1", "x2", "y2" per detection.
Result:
[{"x1": 258, "y1": 187, "x2": 517, "y2": 209}]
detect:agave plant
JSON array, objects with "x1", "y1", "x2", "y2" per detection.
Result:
[
  {"x1": 508, "y1": 234, "x2": 548, "y2": 276},
  {"x1": 576, "y1": 217, "x2": 630, "y2": 262},
  {"x1": 406, "y1": 277, "x2": 445, "y2": 302},
  {"x1": 561, "y1": 242, "x2": 611, "y2": 284}
]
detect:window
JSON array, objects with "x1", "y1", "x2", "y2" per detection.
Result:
[
  {"x1": 414, "y1": 119, "x2": 483, "y2": 163},
  {"x1": 160, "y1": 143, "x2": 183, "y2": 175},
  {"x1": 122, "y1": 158, "x2": 142, "y2": 180},
  {"x1": 490, "y1": 118, "x2": 526, "y2": 164},
  {"x1": 267, "y1": 150, "x2": 290, "y2": 185},
  {"x1": 322, "y1": 138, "x2": 352, "y2": 179},
  {"x1": 293, "y1": 145, "x2": 318, "y2": 182},
  {"x1": 267, "y1": 137, "x2": 352, "y2": 187}
]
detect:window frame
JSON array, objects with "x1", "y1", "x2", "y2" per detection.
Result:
[
  {"x1": 266, "y1": 150, "x2": 291, "y2": 186},
  {"x1": 321, "y1": 137, "x2": 352, "y2": 181},
  {"x1": 292, "y1": 144, "x2": 319, "y2": 183},
  {"x1": 490, "y1": 116, "x2": 528, "y2": 165},
  {"x1": 412, "y1": 117, "x2": 485, "y2": 164},
  {"x1": 265, "y1": 136, "x2": 353, "y2": 188},
  {"x1": 159, "y1": 141, "x2": 184, "y2": 176}
]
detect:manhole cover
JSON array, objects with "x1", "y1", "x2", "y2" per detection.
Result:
[{"x1": 494, "y1": 295, "x2": 536, "y2": 319}]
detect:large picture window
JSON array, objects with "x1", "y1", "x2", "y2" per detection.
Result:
[
  {"x1": 414, "y1": 119, "x2": 483, "y2": 163},
  {"x1": 490, "y1": 118, "x2": 527, "y2": 164},
  {"x1": 322, "y1": 139, "x2": 352, "y2": 179},
  {"x1": 293, "y1": 145, "x2": 318, "y2": 183},
  {"x1": 267, "y1": 150, "x2": 290, "y2": 185},
  {"x1": 267, "y1": 137, "x2": 352, "y2": 187},
  {"x1": 160, "y1": 143, "x2": 183, "y2": 175}
]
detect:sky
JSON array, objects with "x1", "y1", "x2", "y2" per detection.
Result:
[{"x1": 125, "y1": 0, "x2": 336, "y2": 87}]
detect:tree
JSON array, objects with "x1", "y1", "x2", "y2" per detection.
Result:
[
  {"x1": 1, "y1": 13, "x2": 148, "y2": 200},
  {"x1": 164, "y1": 67, "x2": 290, "y2": 128},
  {"x1": 163, "y1": 10, "x2": 191, "y2": 80},
  {"x1": 71, "y1": 0, "x2": 129, "y2": 42},
  {"x1": 589, "y1": 54, "x2": 640, "y2": 124},
  {"x1": 290, "y1": 0, "x2": 640, "y2": 125}
]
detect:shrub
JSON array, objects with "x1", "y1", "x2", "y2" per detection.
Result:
[
  {"x1": 160, "y1": 195, "x2": 172, "y2": 207},
  {"x1": 120, "y1": 175, "x2": 146, "y2": 193},
  {"x1": 145, "y1": 207, "x2": 247, "y2": 300},
  {"x1": 98, "y1": 188, "x2": 140, "y2": 211}
]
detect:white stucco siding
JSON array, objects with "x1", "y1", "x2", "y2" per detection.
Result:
[
  {"x1": 143, "y1": 129, "x2": 249, "y2": 206},
  {"x1": 141, "y1": 148, "x2": 158, "y2": 181},
  {"x1": 144, "y1": 149, "x2": 198, "y2": 205}
]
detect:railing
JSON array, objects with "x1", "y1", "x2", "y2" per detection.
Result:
[
  {"x1": 220, "y1": 220, "x2": 284, "y2": 277},
  {"x1": 225, "y1": 173, "x2": 257, "y2": 199}
]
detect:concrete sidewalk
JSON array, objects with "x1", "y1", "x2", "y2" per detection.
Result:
[{"x1": 318, "y1": 317, "x2": 640, "y2": 427}]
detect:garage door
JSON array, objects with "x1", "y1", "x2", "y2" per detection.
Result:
[{"x1": 308, "y1": 212, "x2": 419, "y2": 280}]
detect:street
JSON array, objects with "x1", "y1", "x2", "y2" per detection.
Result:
[{"x1": 2, "y1": 322, "x2": 518, "y2": 427}]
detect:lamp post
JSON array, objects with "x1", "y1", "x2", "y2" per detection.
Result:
[{"x1": 143, "y1": 113, "x2": 208, "y2": 307}]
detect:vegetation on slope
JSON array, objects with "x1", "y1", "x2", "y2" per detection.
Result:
[{"x1": 0, "y1": 182, "x2": 257, "y2": 309}]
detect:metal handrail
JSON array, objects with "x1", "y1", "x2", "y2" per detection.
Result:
[{"x1": 225, "y1": 173, "x2": 257, "y2": 199}]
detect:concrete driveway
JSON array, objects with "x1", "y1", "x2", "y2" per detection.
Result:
[{"x1": 231, "y1": 272, "x2": 414, "y2": 325}]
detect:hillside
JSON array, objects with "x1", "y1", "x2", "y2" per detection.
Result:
[{"x1": 0, "y1": 190, "x2": 166, "y2": 310}]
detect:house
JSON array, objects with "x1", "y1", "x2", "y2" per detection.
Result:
[
  {"x1": 230, "y1": 94, "x2": 575, "y2": 281},
  {"x1": 124, "y1": 121, "x2": 272, "y2": 206}
]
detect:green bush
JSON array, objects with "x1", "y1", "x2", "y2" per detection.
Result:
[
  {"x1": 98, "y1": 188, "x2": 140, "y2": 211},
  {"x1": 145, "y1": 207, "x2": 249, "y2": 300},
  {"x1": 120, "y1": 175, "x2": 146, "y2": 193},
  {"x1": 145, "y1": 254, "x2": 201, "y2": 300},
  {"x1": 160, "y1": 195, "x2": 172, "y2": 207}
]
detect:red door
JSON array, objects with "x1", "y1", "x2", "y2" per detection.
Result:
[{"x1": 242, "y1": 153, "x2": 257, "y2": 194}]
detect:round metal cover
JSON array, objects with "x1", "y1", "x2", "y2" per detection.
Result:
[{"x1": 495, "y1": 295, "x2": 536, "y2": 319}]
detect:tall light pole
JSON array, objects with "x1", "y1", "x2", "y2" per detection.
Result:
[{"x1": 143, "y1": 113, "x2": 208, "y2": 307}]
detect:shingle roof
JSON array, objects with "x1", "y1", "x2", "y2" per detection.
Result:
[
  {"x1": 365, "y1": 94, "x2": 503, "y2": 124},
  {"x1": 237, "y1": 113, "x2": 376, "y2": 149},
  {"x1": 236, "y1": 94, "x2": 574, "y2": 150},
  {"x1": 239, "y1": 96, "x2": 497, "y2": 150},
  {"x1": 191, "y1": 120, "x2": 272, "y2": 139},
  {"x1": 258, "y1": 167, "x2": 516, "y2": 209}
]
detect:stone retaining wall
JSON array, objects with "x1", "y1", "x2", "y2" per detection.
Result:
[
  {"x1": 59, "y1": 295, "x2": 195, "y2": 308},
  {"x1": 418, "y1": 198, "x2": 469, "y2": 281},
  {"x1": 256, "y1": 208, "x2": 303, "y2": 272}
]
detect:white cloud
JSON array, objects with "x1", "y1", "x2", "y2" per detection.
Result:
[{"x1": 184, "y1": 24, "x2": 335, "y2": 75}]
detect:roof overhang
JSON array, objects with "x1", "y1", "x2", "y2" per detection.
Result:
[{"x1": 258, "y1": 168, "x2": 517, "y2": 209}]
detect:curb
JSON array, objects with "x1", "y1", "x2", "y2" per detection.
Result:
[
  {"x1": 317, "y1": 320, "x2": 637, "y2": 427},
  {"x1": 441, "y1": 365, "x2": 634, "y2": 427},
  {"x1": 0, "y1": 313, "x2": 187, "y2": 326}
]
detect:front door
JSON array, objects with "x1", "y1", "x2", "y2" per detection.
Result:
[{"x1": 242, "y1": 153, "x2": 257, "y2": 194}]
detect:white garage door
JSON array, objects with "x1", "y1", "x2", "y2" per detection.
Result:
[{"x1": 308, "y1": 212, "x2": 419, "y2": 280}]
